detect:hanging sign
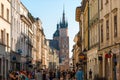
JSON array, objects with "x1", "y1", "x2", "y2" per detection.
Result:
[
  {"x1": 105, "y1": 53, "x2": 112, "y2": 58},
  {"x1": 79, "y1": 53, "x2": 85, "y2": 60}
]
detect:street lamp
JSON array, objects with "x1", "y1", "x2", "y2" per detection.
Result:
[{"x1": 72, "y1": 58, "x2": 75, "y2": 70}]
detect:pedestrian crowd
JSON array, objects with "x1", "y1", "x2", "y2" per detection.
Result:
[{"x1": 8, "y1": 67, "x2": 84, "y2": 80}]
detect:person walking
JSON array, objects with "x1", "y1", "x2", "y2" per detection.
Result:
[
  {"x1": 35, "y1": 70, "x2": 42, "y2": 80},
  {"x1": 42, "y1": 70, "x2": 47, "y2": 80},
  {"x1": 89, "y1": 69, "x2": 92, "y2": 80},
  {"x1": 75, "y1": 67, "x2": 84, "y2": 80}
]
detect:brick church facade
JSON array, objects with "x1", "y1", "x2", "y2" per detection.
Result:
[{"x1": 53, "y1": 9, "x2": 69, "y2": 70}]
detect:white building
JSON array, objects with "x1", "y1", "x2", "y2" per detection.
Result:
[
  {"x1": 0, "y1": 0, "x2": 11, "y2": 79},
  {"x1": 11, "y1": 0, "x2": 21, "y2": 71},
  {"x1": 20, "y1": 2, "x2": 34, "y2": 71}
]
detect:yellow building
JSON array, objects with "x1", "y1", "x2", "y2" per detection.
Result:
[
  {"x1": 34, "y1": 18, "x2": 43, "y2": 70},
  {"x1": 75, "y1": 0, "x2": 120, "y2": 80},
  {"x1": 75, "y1": 0, "x2": 91, "y2": 79},
  {"x1": 82, "y1": 0, "x2": 89, "y2": 51},
  {"x1": 87, "y1": 0, "x2": 99, "y2": 79},
  {"x1": 73, "y1": 33, "x2": 81, "y2": 69}
]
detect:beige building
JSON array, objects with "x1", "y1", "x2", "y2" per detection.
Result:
[
  {"x1": 73, "y1": 33, "x2": 81, "y2": 69},
  {"x1": 0, "y1": 0, "x2": 11, "y2": 79},
  {"x1": 34, "y1": 18, "x2": 43, "y2": 70},
  {"x1": 99, "y1": 0, "x2": 120, "y2": 79},
  {"x1": 32, "y1": 20, "x2": 37, "y2": 67},
  {"x1": 43, "y1": 39, "x2": 50, "y2": 69},
  {"x1": 87, "y1": 0, "x2": 99, "y2": 79},
  {"x1": 49, "y1": 48, "x2": 59, "y2": 70},
  {"x1": 75, "y1": 0, "x2": 120, "y2": 79},
  {"x1": 83, "y1": 0, "x2": 89, "y2": 51},
  {"x1": 41, "y1": 33, "x2": 45, "y2": 69},
  {"x1": 75, "y1": 0, "x2": 88, "y2": 79},
  {"x1": 48, "y1": 39, "x2": 60, "y2": 70}
]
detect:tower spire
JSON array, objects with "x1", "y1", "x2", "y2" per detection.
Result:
[
  {"x1": 63, "y1": 4, "x2": 65, "y2": 14},
  {"x1": 62, "y1": 5, "x2": 65, "y2": 23}
]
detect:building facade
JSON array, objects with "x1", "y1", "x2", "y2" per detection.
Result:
[
  {"x1": 20, "y1": 2, "x2": 34, "y2": 71},
  {"x1": 0, "y1": 0, "x2": 11, "y2": 79},
  {"x1": 74, "y1": 0, "x2": 120, "y2": 80},
  {"x1": 53, "y1": 9, "x2": 69, "y2": 70},
  {"x1": 11, "y1": 0, "x2": 22, "y2": 71},
  {"x1": 73, "y1": 33, "x2": 81, "y2": 69},
  {"x1": 99, "y1": 0, "x2": 120, "y2": 79},
  {"x1": 75, "y1": 0, "x2": 89, "y2": 79},
  {"x1": 34, "y1": 18, "x2": 43, "y2": 70},
  {"x1": 87, "y1": 0, "x2": 99, "y2": 79}
]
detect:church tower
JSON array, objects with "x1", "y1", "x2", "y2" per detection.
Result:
[{"x1": 53, "y1": 8, "x2": 69, "y2": 70}]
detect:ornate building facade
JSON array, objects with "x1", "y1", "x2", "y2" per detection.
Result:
[{"x1": 0, "y1": 0, "x2": 11, "y2": 79}]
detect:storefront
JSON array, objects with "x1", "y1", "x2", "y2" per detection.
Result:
[
  {"x1": 98, "y1": 44, "x2": 120, "y2": 80},
  {"x1": 87, "y1": 48, "x2": 98, "y2": 80}
]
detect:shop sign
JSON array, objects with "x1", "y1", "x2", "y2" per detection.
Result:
[
  {"x1": 79, "y1": 53, "x2": 85, "y2": 60},
  {"x1": 98, "y1": 56, "x2": 102, "y2": 61},
  {"x1": 105, "y1": 53, "x2": 112, "y2": 58}
]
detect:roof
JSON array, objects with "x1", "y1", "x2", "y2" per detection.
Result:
[
  {"x1": 53, "y1": 30, "x2": 59, "y2": 37},
  {"x1": 49, "y1": 40, "x2": 60, "y2": 50}
]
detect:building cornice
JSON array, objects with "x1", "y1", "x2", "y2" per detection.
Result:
[
  {"x1": 75, "y1": 6, "x2": 81, "y2": 22},
  {"x1": 20, "y1": 15, "x2": 31, "y2": 25},
  {"x1": 0, "y1": 16, "x2": 11, "y2": 24}
]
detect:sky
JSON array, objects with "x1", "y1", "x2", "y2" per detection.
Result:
[{"x1": 21, "y1": 0, "x2": 81, "y2": 58}]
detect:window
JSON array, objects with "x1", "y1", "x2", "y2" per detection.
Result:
[
  {"x1": 106, "y1": 20, "x2": 109, "y2": 40},
  {"x1": 101, "y1": 24, "x2": 103, "y2": 42},
  {"x1": 101, "y1": 0, "x2": 103, "y2": 9},
  {"x1": 1, "y1": 3, "x2": 4, "y2": 17},
  {"x1": 1, "y1": 30, "x2": 4, "y2": 43},
  {"x1": 7, "y1": 9, "x2": 9, "y2": 21},
  {"x1": 114, "y1": 15, "x2": 117, "y2": 37},
  {"x1": 7, "y1": 33, "x2": 9, "y2": 50}
]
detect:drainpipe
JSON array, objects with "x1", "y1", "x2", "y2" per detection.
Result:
[
  {"x1": 98, "y1": 0, "x2": 100, "y2": 50},
  {"x1": 88, "y1": 0, "x2": 90, "y2": 50}
]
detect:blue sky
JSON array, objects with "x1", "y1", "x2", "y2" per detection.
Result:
[{"x1": 21, "y1": 0, "x2": 81, "y2": 58}]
